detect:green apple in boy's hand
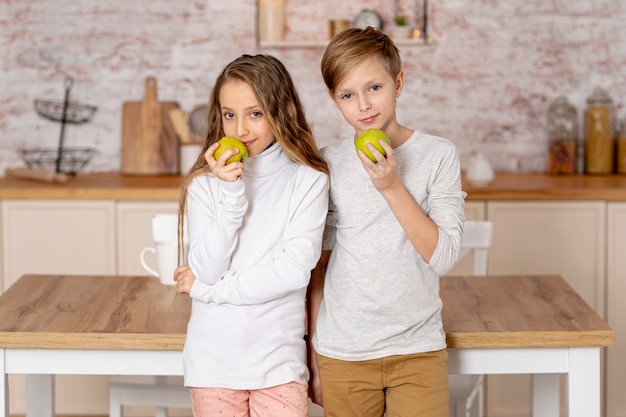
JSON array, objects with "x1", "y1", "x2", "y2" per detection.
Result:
[
  {"x1": 214, "y1": 136, "x2": 248, "y2": 164},
  {"x1": 354, "y1": 129, "x2": 391, "y2": 162}
]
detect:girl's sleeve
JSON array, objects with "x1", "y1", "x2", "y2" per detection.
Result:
[
  {"x1": 186, "y1": 176, "x2": 248, "y2": 285},
  {"x1": 426, "y1": 143, "x2": 467, "y2": 276},
  {"x1": 189, "y1": 171, "x2": 329, "y2": 305}
]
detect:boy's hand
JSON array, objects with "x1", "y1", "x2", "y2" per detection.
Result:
[
  {"x1": 358, "y1": 139, "x2": 400, "y2": 193},
  {"x1": 307, "y1": 346, "x2": 324, "y2": 406},
  {"x1": 205, "y1": 142, "x2": 245, "y2": 182}
]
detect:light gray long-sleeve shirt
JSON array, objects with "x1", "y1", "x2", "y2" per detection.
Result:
[{"x1": 313, "y1": 131, "x2": 465, "y2": 361}]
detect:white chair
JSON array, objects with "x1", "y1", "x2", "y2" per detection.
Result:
[
  {"x1": 108, "y1": 375, "x2": 191, "y2": 417},
  {"x1": 448, "y1": 220, "x2": 494, "y2": 417}
]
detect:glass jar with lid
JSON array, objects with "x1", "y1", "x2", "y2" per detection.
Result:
[
  {"x1": 547, "y1": 96, "x2": 578, "y2": 175},
  {"x1": 584, "y1": 88, "x2": 615, "y2": 174}
]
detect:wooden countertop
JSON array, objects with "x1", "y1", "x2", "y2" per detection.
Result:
[
  {"x1": 0, "y1": 174, "x2": 184, "y2": 200},
  {"x1": 1, "y1": 172, "x2": 626, "y2": 201},
  {"x1": 463, "y1": 172, "x2": 626, "y2": 201},
  {"x1": 0, "y1": 274, "x2": 613, "y2": 350}
]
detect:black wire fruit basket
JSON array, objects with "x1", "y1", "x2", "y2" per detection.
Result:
[
  {"x1": 19, "y1": 147, "x2": 97, "y2": 174},
  {"x1": 22, "y1": 76, "x2": 98, "y2": 175},
  {"x1": 34, "y1": 97, "x2": 97, "y2": 124}
]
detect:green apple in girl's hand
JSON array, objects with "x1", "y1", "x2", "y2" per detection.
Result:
[
  {"x1": 214, "y1": 136, "x2": 248, "y2": 164},
  {"x1": 354, "y1": 129, "x2": 391, "y2": 162}
]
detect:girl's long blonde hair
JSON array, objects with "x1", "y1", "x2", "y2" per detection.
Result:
[{"x1": 177, "y1": 54, "x2": 329, "y2": 256}]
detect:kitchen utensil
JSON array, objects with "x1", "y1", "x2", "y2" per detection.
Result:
[
  {"x1": 466, "y1": 153, "x2": 494, "y2": 187},
  {"x1": 22, "y1": 75, "x2": 97, "y2": 175},
  {"x1": 121, "y1": 77, "x2": 180, "y2": 175},
  {"x1": 168, "y1": 108, "x2": 190, "y2": 143},
  {"x1": 187, "y1": 104, "x2": 208, "y2": 142}
]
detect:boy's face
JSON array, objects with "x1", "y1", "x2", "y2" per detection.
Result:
[
  {"x1": 331, "y1": 56, "x2": 403, "y2": 137},
  {"x1": 219, "y1": 80, "x2": 275, "y2": 158}
]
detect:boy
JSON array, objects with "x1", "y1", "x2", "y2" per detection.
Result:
[{"x1": 307, "y1": 27, "x2": 466, "y2": 417}]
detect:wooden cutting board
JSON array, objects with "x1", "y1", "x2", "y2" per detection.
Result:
[{"x1": 121, "y1": 77, "x2": 180, "y2": 175}]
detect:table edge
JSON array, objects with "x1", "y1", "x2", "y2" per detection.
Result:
[{"x1": 446, "y1": 330, "x2": 614, "y2": 349}]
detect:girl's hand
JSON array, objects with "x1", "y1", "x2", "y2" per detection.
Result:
[
  {"x1": 174, "y1": 265, "x2": 196, "y2": 296},
  {"x1": 205, "y1": 142, "x2": 245, "y2": 182},
  {"x1": 357, "y1": 139, "x2": 400, "y2": 194}
]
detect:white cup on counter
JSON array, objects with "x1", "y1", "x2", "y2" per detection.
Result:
[
  {"x1": 139, "y1": 214, "x2": 188, "y2": 285},
  {"x1": 140, "y1": 242, "x2": 179, "y2": 285}
]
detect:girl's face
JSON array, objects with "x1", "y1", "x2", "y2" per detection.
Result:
[
  {"x1": 219, "y1": 80, "x2": 275, "y2": 158},
  {"x1": 331, "y1": 56, "x2": 403, "y2": 137}
]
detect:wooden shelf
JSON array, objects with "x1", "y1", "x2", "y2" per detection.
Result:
[{"x1": 258, "y1": 37, "x2": 428, "y2": 49}]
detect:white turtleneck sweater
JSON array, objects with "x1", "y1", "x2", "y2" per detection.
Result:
[{"x1": 183, "y1": 142, "x2": 329, "y2": 389}]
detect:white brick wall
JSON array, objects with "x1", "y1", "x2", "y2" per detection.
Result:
[{"x1": 1, "y1": 0, "x2": 625, "y2": 175}]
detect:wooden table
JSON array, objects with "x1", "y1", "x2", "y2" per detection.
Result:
[
  {"x1": 442, "y1": 275, "x2": 613, "y2": 417},
  {"x1": 0, "y1": 274, "x2": 613, "y2": 417}
]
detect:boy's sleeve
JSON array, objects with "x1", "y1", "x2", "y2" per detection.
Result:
[{"x1": 426, "y1": 144, "x2": 467, "y2": 276}]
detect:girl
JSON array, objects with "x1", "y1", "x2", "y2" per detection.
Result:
[{"x1": 174, "y1": 54, "x2": 329, "y2": 417}]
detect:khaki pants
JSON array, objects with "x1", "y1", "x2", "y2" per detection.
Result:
[{"x1": 316, "y1": 349, "x2": 448, "y2": 417}]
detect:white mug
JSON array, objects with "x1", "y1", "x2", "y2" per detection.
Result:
[
  {"x1": 140, "y1": 242, "x2": 179, "y2": 285},
  {"x1": 141, "y1": 214, "x2": 189, "y2": 285}
]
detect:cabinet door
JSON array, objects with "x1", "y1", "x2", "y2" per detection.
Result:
[
  {"x1": 487, "y1": 201, "x2": 605, "y2": 312},
  {"x1": 607, "y1": 203, "x2": 626, "y2": 417},
  {"x1": 116, "y1": 201, "x2": 179, "y2": 275},
  {"x1": 1, "y1": 200, "x2": 116, "y2": 291},
  {"x1": 485, "y1": 201, "x2": 606, "y2": 417}
]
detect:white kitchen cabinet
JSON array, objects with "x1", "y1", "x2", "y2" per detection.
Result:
[
  {"x1": 607, "y1": 203, "x2": 626, "y2": 417},
  {"x1": 485, "y1": 201, "x2": 606, "y2": 417},
  {"x1": 1, "y1": 200, "x2": 117, "y2": 416},
  {"x1": 116, "y1": 201, "x2": 179, "y2": 276}
]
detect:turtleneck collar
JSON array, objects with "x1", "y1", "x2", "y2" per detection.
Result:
[{"x1": 244, "y1": 141, "x2": 290, "y2": 178}]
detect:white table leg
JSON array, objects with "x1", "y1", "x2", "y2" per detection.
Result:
[
  {"x1": 568, "y1": 347, "x2": 600, "y2": 417},
  {"x1": 1, "y1": 349, "x2": 7, "y2": 417},
  {"x1": 26, "y1": 374, "x2": 54, "y2": 417},
  {"x1": 532, "y1": 374, "x2": 559, "y2": 417}
]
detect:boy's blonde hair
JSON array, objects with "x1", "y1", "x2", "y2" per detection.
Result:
[
  {"x1": 321, "y1": 27, "x2": 402, "y2": 94},
  {"x1": 177, "y1": 54, "x2": 329, "y2": 254}
]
